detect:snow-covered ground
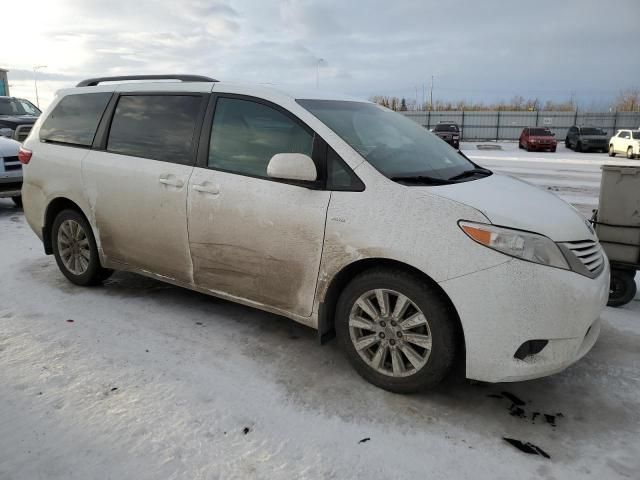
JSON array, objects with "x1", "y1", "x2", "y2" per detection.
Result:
[{"x1": 1, "y1": 146, "x2": 639, "y2": 479}]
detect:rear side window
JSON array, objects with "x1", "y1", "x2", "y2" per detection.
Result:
[
  {"x1": 40, "y1": 93, "x2": 111, "y2": 147},
  {"x1": 208, "y1": 97, "x2": 313, "y2": 178},
  {"x1": 107, "y1": 95, "x2": 204, "y2": 164}
]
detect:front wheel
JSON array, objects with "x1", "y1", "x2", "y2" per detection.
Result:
[
  {"x1": 565, "y1": 138, "x2": 570, "y2": 148},
  {"x1": 52, "y1": 209, "x2": 113, "y2": 286},
  {"x1": 609, "y1": 144, "x2": 616, "y2": 157},
  {"x1": 336, "y1": 268, "x2": 457, "y2": 393},
  {"x1": 608, "y1": 269, "x2": 637, "y2": 307},
  {"x1": 11, "y1": 196, "x2": 22, "y2": 207},
  {"x1": 627, "y1": 147, "x2": 635, "y2": 160}
]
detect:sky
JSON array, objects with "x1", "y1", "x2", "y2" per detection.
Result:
[{"x1": 2, "y1": 0, "x2": 639, "y2": 110}]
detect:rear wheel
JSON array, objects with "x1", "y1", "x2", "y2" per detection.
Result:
[
  {"x1": 336, "y1": 268, "x2": 457, "y2": 393},
  {"x1": 608, "y1": 144, "x2": 616, "y2": 157},
  {"x1": 52, "y1": 209, "x2": 113, "y2": 286},
  {"x1": 576, "y1": 141, "x2": 583, "y2": 152},
  {"x1": 608, "y1": 269, "x2": 637, "y2": 307},
  {"x1": 11, "y1": 196, "x2": 22, "y2": 207},
  {"x1": 627, "y1": 146, "x2": 634, "y2": 159}
]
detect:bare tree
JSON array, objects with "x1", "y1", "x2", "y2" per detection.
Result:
[{"x1": 613, "y1": 88, "x2": 640, "y2": 112}]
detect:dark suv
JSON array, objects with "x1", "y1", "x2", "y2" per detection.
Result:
[
  {"x1": 0, "y1": 96, "x2": 41, "y2": 142},
  {"x1": 565, "y1": 126, "x2": 608, "y2": 152},
  {"x1": 432, "y1": 121, "x2": 460, "y2": 149}
]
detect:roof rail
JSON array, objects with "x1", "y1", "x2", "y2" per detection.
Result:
[{"x1": 76, "y1": 74, "x2": 218, "y2": 87}]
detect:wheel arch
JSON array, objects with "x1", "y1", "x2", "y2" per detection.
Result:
[
  {"x1": 42, "y1": 197, "x2": 91, "y2": 254},
  {"x1": 317, "y1": 258, "x2": 465, "y2": 354}
]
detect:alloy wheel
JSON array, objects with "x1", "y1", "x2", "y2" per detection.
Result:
[
  {"x1": 57, "y1": 219, "x2": 91, "y2": 275},
  {"x1": 349, "y1": 289, "x2": 432, "y2": 377}
]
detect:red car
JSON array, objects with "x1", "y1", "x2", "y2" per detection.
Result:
[{"x1": 519, "y1": 127, "x2": 557, "y2": 152}]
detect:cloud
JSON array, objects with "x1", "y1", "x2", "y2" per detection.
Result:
[{"x1": 2, "y1": 0, "x2": 638, "y2": 109}]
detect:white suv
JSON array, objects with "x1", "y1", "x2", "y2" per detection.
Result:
[
  {"x1": 608, "y1": 129, "x2": 640, "y2": 159},
  {"x1": 20, "y1": 75, "x2": 609, "y2": 392}
]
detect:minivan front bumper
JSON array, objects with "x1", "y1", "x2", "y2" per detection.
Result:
[{"x1": 439, "y1": 257, "x2": 609, "y2": 383}]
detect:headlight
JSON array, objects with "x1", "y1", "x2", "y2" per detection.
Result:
[
  {"x1": 459, "y1": 221, "x2": 569, "y2": 270},
  {"x1": 0, "y1": 128, "x2": 14, "y2": 138}
]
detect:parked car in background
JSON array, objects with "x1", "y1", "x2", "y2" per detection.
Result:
[
  {"x1": 432, "y1": 121, "x2": 460, "y2": 149},
  {"x1": 565, "y1": 126, "x2": 608, "y2": 152},
  {"x1": 0, "y1": 96, "x2": 41, "y2": 142},
  {"x1": 0, "y1": 136, "x2": 23, "y2": 206},
  {"x1": 608, "y1": 129, "x2": 640, "y2": 159},
  {"x1": 21, "y1": 75, "x2": 608, "y2": 393},
  {"x1": 519, "y1": 127, "x2": 557, "y2": 152}
]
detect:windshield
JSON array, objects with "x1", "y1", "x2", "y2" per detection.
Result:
[
  {"x1": 434, "y1": 123, "x2": 459, "y2": 132},
  {"x1": 297, "y1": 100, "x2": 475, "y2": 180},
  {"x1": 632, "y1": 131, "x2": 640, "y2": 140},
  {"x1": 581, "y1": 127, "x2": 605, "y2": 135},
  {"x1": 529, "y1": 128, "x2": 552, "y2": 136},
  {"x1": 0, "y1": 97, "x2": 41, "y2": 116}
]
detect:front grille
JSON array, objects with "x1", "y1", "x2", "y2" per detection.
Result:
[
  {"x1": 2, "y1": 156, "x2": 21, "y2": 171},
  {"x1": 13, "y1": 125, "x2": 32, "y2": 143},
  {"x1": 562, "y1": 240, "x2": 604, "y2": 274}
]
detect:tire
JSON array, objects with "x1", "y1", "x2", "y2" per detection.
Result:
[
  {"x1": 576, "y1": 141, "x2": 583, "y2": 152},
  {"x1": 11, "y1": 196, "x2": 22, "y2": 207},
  {"x1": 609, "y1": 144, "x2": 616, "y2": 157},
  {"x1": 52, "y1": 209, "x2": 113, "y2": 286},
  {"x1": 627, "y1": 147, "x2": 634, "y2": 160},
  {"x1": 608, "y1": 269, "x2": 637, "y2": 307},
  {"x1": 518, "y1": 142, "x2": 523, "y2": 149},
  {"x1": 335, "y1": 268, "x2": 458, "y2": 393},
  {"x1": 565, "y1": 138, "x2": 570, "y2": 148},
  {"x1": 551, "y1": 147, "x2": 556, "y2": 152}
]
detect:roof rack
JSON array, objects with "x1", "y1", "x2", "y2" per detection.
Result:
[{"x1": 76, "y1": 74, "x2": 218, "y2": 87}]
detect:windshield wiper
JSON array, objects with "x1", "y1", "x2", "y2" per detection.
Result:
[
  {"x1": 390, "y1": 175, "x2": 452, "y2": 185},
  {"x1": 447, "y1": 168, "x2": 492, "y2": 181}
]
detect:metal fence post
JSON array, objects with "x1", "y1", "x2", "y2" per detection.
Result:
[
  {"x1": 573, "y1": 109, "x2": 578, "y2": 126},
  {"x1": 612, "y1": 110, "x2": 617, "y2": 135},
  {"x1": 427, "y1": 110, "x2": 431, "y2": 130},
  {"x1": 496, "y1": 110, "x2": 500, "y2": 142},
  {"x1": 461, "y1": 110, "x2": 465, "y2": 141},
  {"x1": 535, "y1": 110, "x2": 539, "y2": 127}
]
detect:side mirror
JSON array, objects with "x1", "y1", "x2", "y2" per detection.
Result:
[{"x1": 267, "y1": 153, "x2": 317, "y2": 182}]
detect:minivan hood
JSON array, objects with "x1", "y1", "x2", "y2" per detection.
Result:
[{"x1": 425, "y1": 174, "x2": 594, "y2": 241}]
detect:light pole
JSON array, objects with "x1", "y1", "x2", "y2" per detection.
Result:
[
  {"x1": 316, "y1": 58, "x2": 325, "y2": 89},
  {"x1": 33, "y1": 65, "x2": 47, "y2": 108}
]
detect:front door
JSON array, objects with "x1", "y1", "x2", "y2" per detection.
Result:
[
  {"x1": 187, "y1": 96, "x2": 330, "y2": 317},
  {"x1": 83, "y1": 93, "x2": 206, "y2": 284}
]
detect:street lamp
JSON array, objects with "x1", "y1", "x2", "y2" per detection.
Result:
[{"x1": 33, "y1": 65, "x2": 47, "y2": 108}]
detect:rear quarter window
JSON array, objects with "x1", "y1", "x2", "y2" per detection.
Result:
[{"x1": 40, "y1": 93, "x2": 112, "y2": 147}]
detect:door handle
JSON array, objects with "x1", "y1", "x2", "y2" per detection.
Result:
[
  {"x1": 192, "y1": 183, "x2": 220, "y2": 195},
  {"x1": 159, "y1": 177, "x2": 184, "y2": 188}
]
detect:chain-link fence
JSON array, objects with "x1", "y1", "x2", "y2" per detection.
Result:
[{"x1": 402, "y1": 110, "x2": 640, "y2": 141}]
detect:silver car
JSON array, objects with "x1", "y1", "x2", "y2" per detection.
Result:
[{"x1": 0, "y1": 136, "x2": 22, "y2": 206}]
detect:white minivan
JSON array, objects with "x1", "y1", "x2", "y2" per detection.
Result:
[{"x1": 20, "y1": 75, "x2": 609, "y2": 393}]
